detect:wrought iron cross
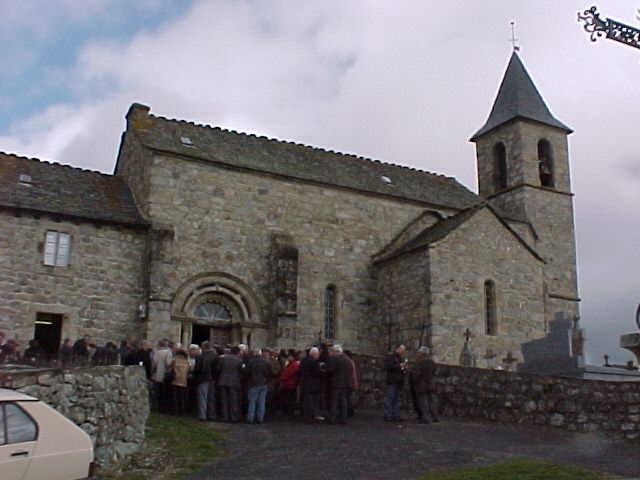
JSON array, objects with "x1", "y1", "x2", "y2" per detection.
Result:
[{"x1": 510, "y1": 21, "x2": 520, "y2": 51}]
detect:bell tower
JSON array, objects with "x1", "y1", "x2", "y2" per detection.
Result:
[{"x1": 470, "y1": 52, "x2": 580, "y2": 324}]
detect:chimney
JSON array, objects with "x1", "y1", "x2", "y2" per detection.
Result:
[{"x1": 126, "y1": 103, "x2": 154, "y2": 131}]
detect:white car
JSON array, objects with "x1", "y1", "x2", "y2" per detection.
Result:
[{"x1": 0, "y1": 388, "x2": 94, "y2": 480}]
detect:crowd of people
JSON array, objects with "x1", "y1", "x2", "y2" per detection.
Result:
[
  {"x1": 0, "y1": 331, "x2": 130, "y2": 367},
  {"x1": 1, "y1": 331, "x2": 439, "y2": 425},
  {"x1": 135, "y1": 340, "x2": 360, "y2": 425}
]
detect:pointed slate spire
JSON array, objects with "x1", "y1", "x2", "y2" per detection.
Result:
[{"x1": 470, "y1": 53, "x2": 572, "y2": 141}]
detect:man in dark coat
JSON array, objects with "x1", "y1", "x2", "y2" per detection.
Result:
[
  {"x1": 298, "y1": 346, "x2": 326, "y2": 423},
  {"x1": 326, "y1": 344, "x2": 353, "y2": 425},
  {"x1": 217, "y1": 345, "x2": 244, "y2": 422},
  {"x1": 383, "y1": 344, "x2": 407, "y2": 421},
  {"x1": 410, "y1": 346, "x2": 439, "y2": 423},
  {"x1": 72, "y1": 335, "x2": 92, "y2": 365},
  {"x1": 193, "y1": 341, "x2": 218, "y2": 421},
  {"x1": 123, "y1": 340, "x2": 153, "y2": 379},
  {"x1": 244, "y1": 348, "x2": 274, "y2": 424}
]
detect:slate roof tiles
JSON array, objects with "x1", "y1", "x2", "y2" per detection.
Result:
[
  {"x1": 127, "y1": 104, "x2": 481, "y2": 211},
  {"x1": 0, "y1": 152, "x2": 148, "y2": 227}
]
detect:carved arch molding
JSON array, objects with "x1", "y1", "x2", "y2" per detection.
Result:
[{"x1": 171, "y1": 272, "x2": 264, "y2": 326}]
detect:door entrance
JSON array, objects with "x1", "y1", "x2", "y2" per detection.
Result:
[
  {"x1": 34, "y1": 313, "x2": 63, "y2": 360},
  {"x1": 192, "y1": 324, "x2": 230, "y2": 347}
]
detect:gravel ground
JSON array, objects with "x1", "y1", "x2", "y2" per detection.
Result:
[{"x1": 185, "y1": 410, "x2": 640, "y2": 480}]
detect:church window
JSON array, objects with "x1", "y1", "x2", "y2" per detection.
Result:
[
  {"x1": 43, "y1": 231, "x2": 71, "y2": 267},
  {"x1": 538, "y1": 140, "x2": 555, "y2": 188},
  {"x1": 484, "y1": 280, "x2": 497, "y2": 336},
  {"x1": 194, "y1": 302, "x2": 231, "y2": 322},
  {"x1": 324, "y1": 285, "x2": 336, "y2": 340},
  {"x1": 492, "y1": 143, "x2": 508, "y2": 192}
]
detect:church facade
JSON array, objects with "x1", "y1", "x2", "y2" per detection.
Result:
[{"x1": 0, "y1": 53, "x2": 579, "y2": 365}]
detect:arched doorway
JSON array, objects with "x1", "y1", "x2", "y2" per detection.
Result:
[
  {"x1": 192, "y1": 299, "x2": 233, "y2": 346},
  {"x1": 171, "y1": 272, "x2": 267, "y2": 348}
]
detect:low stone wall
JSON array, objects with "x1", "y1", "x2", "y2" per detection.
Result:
[
  {"x1": 0, "y1": 365, "x2": 149, "y2": 467},
  {"x1": 352, "y1": 355, "x2": 640, "y2": 440},
  {"x1": 436, "y1": 364, "x2": 640, "y2": 440}
]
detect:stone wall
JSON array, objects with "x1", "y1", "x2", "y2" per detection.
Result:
[
  {"x1": 0, "y1": 365, "x2": 150, "y2": 467},
  {"x1": 352, "y1": 355, "x2": 640, "y2": 440},
  {"x1": 0, "y1": 212, "x2": 148, "y2": 348},
  {"x1": 144, "y1": 153, "x2": 428, "y2": 353},
  {"x1": 474, "y1": 122, "x2": 579, "y2": 325},
  {"x1": 429, "y1": 208, "x2": 546, "y2": 365}
]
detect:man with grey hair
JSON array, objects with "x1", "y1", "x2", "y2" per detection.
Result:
[
  {"x1": 244, "y1": 347, "x2": 273, "y2": 424},
  {"x1": 410, "y1": 346, "x2": 439, "y2": 424},
  {"x1": 326, "y1": 344, "x2": 353, "y2": 425},
  {"x1": 299, "y1": 346, "x2": 325, "y2": 423}
]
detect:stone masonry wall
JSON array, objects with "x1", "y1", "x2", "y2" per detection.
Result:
[
  {"x1": 145, "y1": 154, "x2": 428, "y2": 353},
  {"x1": 474, "y1": 122, "x2": 579, "y2": 325},
  {"x1": 0, "y1": 212, "x2": 148, "y2": 347},
  {"x1": 353, "y1": 354, "x2": 640, "y2": 440},
  {"x1": 0, "y1": 365, "x2": 149, "y2": 468},
  {"x1": 429, "y1": 208, "x2": 546, "y2": 365}
]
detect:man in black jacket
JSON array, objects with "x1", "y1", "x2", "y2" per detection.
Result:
[
  {"x1": 299, "y1": 347, "x2": 325, "y2": 423},
  {"x1": 410, "y1": 346, "x2": 439, "y2": 423},
  {"x1": 383, "y1": 344, "x2": 407, "y2": 421},
  {"x1": 326, "y1": 344, "x2": 353, "y2": 425},
  {"x1": 244, "y1": 348, "x2": 274, "y2": 423},
  {"x1": 193, "y1": 341, "x2": 218, "y2": 421},
  {"x1": 217, "y1": 346, "x2": 244, "y2": 422}
]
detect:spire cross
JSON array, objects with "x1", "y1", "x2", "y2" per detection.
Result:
[{"x1": 510, "y1": 21, "x2": 520, "y2": 51}]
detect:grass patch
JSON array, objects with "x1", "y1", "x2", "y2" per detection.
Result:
[
  {"x1": 415, "y1": 458, "x2": 613, "y2": 480},
  {"x1": 98, "y1": 412, "x2": 227, "y2": 479}
]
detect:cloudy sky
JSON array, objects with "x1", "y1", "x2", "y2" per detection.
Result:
[{"x1": 2, "y1": 1, "x2": 639, "y2": 364}]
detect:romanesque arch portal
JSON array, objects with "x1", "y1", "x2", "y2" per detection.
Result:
[{"x1": 171, "y1": 272, "x2": 265, "y2": 348}]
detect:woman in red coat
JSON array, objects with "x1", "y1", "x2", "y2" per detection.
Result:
[{"x1": 279, "y1": 350, "x2": 299, "y2": 419}]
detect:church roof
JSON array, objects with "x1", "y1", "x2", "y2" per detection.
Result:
[
  {"x1": 0, "y1": 152, "x2": 148, "y2": 227},
  {"x1": 374, "y1": 203, "x2": 543, "y2": 264},
  {"x1": 470, "y1": 53, "x2": 572, "y2": 141},
  {"x1": 124, "y1": 104, "x2": 481, "y2": 211}
]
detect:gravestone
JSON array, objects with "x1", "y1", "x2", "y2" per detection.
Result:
[{"x1": 518, "y1": 311, "x2": 585, "y2": 376}]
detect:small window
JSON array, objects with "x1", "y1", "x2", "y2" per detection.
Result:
[
  {"x1": 0, "y1": 404, "x2": 38, "y2": 445},
  {"x1": 43, "y1": 231, "x2": 71, "y2": 267},
  {"x1": 538, "y1": 140, "x2": 555, "y2": 188},
  {"x1": 324, "y1": 285, "x2": 336, "y2": 340},
  {"x1": 484, "y1": 280, "x2": 497, "y2": 336},
  {"x1": 493, "y1": 143, "x2": 507, "y2": 192}
]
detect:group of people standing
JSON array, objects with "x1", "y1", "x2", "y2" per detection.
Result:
[
  {"x1": 384, "y1": 344, "x2": 439, "y2": 424},
  {"x1": 2, "y1": 330, "x2": 438, "y2": 425},
  {"x1": 141, "y1": 339, "x2": 360, "y2": 426}
]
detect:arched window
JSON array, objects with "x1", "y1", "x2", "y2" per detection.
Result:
[
  {"x1": 484, "y1": 280, "x2": 497, "y2": 336},
  {"x1": 194, "y1": 302, "x2": 231, "y2": 322},
  {"x1": 324, "y1": 285, "x2": 336, "y2": 340},
  {"x1": 538, "y1": 140, "x2": 555, "y2": 188},
  {"x1": 493, "y1": 143, "x2": 508, "y2": 192}
]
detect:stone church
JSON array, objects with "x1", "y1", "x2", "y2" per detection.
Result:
[{"x1": 0, "y1": 53, "x2": 579, "y2": 365}]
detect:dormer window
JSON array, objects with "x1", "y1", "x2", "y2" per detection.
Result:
[{"x1": 19, "y1": 174, "x2": 32, "y2": 184}]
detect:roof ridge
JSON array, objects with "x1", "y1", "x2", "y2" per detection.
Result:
[
  {"x1": 0, "y1": 151, "x2": 111, "y2": 177},
  {"x1": 148, "y1": 114, "x2": 452, "y2": 179}
]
